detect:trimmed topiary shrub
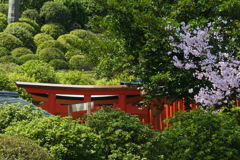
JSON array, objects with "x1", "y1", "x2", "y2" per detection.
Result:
[
  {"x1": 11, "y1": 47, "x2": 34, "y2": 57},
  {"x1": 57, "y1": 34, "x2": 83, "y2": 50},
  {"x1": 19, "y1": 17, "x2": 40, "y2": 32},
  {"x1": 0, "y1": 4, "x2": 8, "y2": 15},
  {"x1": 0, "y1": 55, "x2": 16, "y2": 63},
  {"x1": 0, "y1": 32, "x2": 23, "y2": 51},
  {"x1": 0, "y1": 12, "x2": 7, "y2": 32},
  {"x1": 40, "y1": 1, "x2": 71, "y2": 28},
  {"x1": 41, "y1": 23, "x2": 66, "y2": 39},
  {"x1": 33, "y1": 33, "x2": 54, "y2": 46},
  {"x1": 0, "y1": 134, "x2": 52, "y2": 160},
  {"x1": 38, "y1": 47, "x2": 65, "y2": 62},
  {"x1": 70, "y1": 29, "x2": 97, "y2": 39},
  {"x1": 5, "y1": 116, "x2": 103, "y2": 160},
  {"x1": 69, "y1": 54, "x2": 94, "y2": 71},
  {"x1": 0, "y1": 68, "x2": 14, "y2": 91},
  {"x1": 17, "y1": 54, "x2": 39, "y2": 65},
  {"x1": 21, "y1": 9, "x2": 41, "y2": 24},
  {"x1": 64, "y1": 49, "x2": 82, "y2": 61},
  {"x1": 49, "y1": 59, "x2": 68, "y2": 70},
  {"x1": 0, "y1": 47, "x2": 10, "y2": 57},
  {"x1": 6, "y1": 21, "x2": 37, "y2": 35},
  {"x1": 36, "y1": 40, "x2": 68, "y2": 54}
]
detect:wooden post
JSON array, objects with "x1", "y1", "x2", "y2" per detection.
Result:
[
  {"x1": 48, "y1": 93, "x2": 56, "y2": 115},
  {"x1": 68, "y1": 104, "x2": 73, "y2": 117}
]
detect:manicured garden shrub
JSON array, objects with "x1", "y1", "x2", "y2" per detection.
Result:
[
  {"x1": 21, "y1": 9, "x2": 41, "y2": 24},
  {"x1": 69, "y1": 54, "x2": 95, "y2": 71},
  {"x1": 6, "y1": 21, "x2": 37, "y2": 35},
  {"x1": 57, "y1": 34, "x2": 83, "y2": 50},
  {"x1": 40, "y1": 1, "x2": 71, "y2": 28},
  {"x1": 19, "y1": 17, "x2": 40, "y2": 32},
  {"x1": 64, "y1": 49, "x2": 82, "y2": 61},
  {"x1": 159, "y1": 109, "x2": 240, "y2": 160},
  {"x1": 0, "y1": 32, "x2": 23, "y2": 51},
  {"x1": 36, "y1": 40, "x2": 68, "y2": 54},
  {"x1": 38, "y1": 47, "x2": 65, "y2": 62},
  {"x1": 0, "y1": 134, "x2": 51, "y2": 160},
  {"x1": 70, "y1": 29, "x2": 96, "y2": 39},
  {"x1": 33, "y1": 33, "x2": 54, "y2": 46},
  {"x1": 49, "y1": 59, "x2": 68, "y2": 70},
  {"x1": 17, "y1": 54, "x2": 39, "y2": 65},
  {"x1": 0, "y1": 12, "x2": 7, "y2": 32},
  {"x1": 0, "y1": 55, "x2": 16, "y2": 63},
  {"x1": 40, "y1": 23, "x2": 66, "y2": 39},
  {"x1": 0, "y1": 4, "x2": 8, "y2": 15},
  {"x1": 85, "y1": 106, "x2": 161, "y2": 160},
  {"x1": 5, "y1": 116, "x2": 103, "y2": 160},
  {"x1": 0, "y1": 68, "x2": 14, "y2": 91},
  {"x1": 0, "y1": 103, "x2": 49, "y2": 133},
  {"x1": 0, "y1": 46, "x2": 10, "y2": 57},
  {"x1": 14, "y1": 60, "x2": 57, "y2": 83},
  {"x1": 11, "y1": 47, "x2": 34, "y2": 57}
]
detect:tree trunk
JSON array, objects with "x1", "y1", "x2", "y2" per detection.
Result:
[{"x1": 8, "y1": 0, "x2": 20, "y2": 24}]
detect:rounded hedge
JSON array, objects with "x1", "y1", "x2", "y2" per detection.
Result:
[
  {"x1": 70, "y1": 29, "x2": 97, "y2": 39},
  {"x1": 0, "y1": 134, "x2": 51, "y2": 160},
  {"x1": 0, "y1": 32, "x2": 23, "y2": 51},
  {"x1": 40, "y1": 23, "x2": 66, "y2": 39},
  {"x1": 0, "y1": 4, "x2": 8, "y2": 15},
  {"x1": 0, "y1": 46, "x2": 11, "y2": 57},
  {"x1": 40, "y1": 1, "x2": 71, "y2": 28},
  {"x1": 21, "y1": 9, "x2": 41, "y2": 24},
  {"x1": 64, "y1": 49, "x2": 83, "y2": 61},
  {"x1": 36, "y1": 40, "x2": 68, "y2": 54},
  {"x1": 69, "y1": 54, "x2": 94, "y2": 71},
  {"x1": 17, "y1": 54, "x2": 39, "y2": 65},
  {"x1": 0, "y1": 12, "x2": 7, "y2": 32},
  {"x1": 19, "y1": 17, "x2": 40, "y2": 32},
  {"x1": 38, "y1": 47, "x2": 65, "y2": 62},
  {"x1": 49, "y1": 59, "x2": 69, "y2": 70},
  {"x1": 57, "y1": 34, "x2": 83, "y2": 49},
  {"x1": 6, "y1": 21, "x2": 37, "y2": 35},
  {"x1": 0, "y1": 55, "x2": 16, "y2": 63},
  {"x1": 33, "y1": 33, "x2": 54, "y2": 46},
  {"x1": 11, "y1": 47, "x2": 34, "y2": 57}
]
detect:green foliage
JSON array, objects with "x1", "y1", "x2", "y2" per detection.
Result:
[
  {"x1": 5, "y1": 116, "x2": 103, "y2": 160},
  {"x1": 0, "y1": 46, "x2": 10, "y2": 57},
  {"x1": 0, "y1": 69, "x2": 14, "y2": 91},
  {"x1": 85, "y1": 106, "x2": 161, "y2": 160},
  {"x1": 21, "y1": 9, "x2": 41, "y2": 24},
  {"x1": 0, "y1": 32, "x2": 23, "y2": 51},
  {"x1": 19, "y1": 17, "x2": 40, "y2": 33},
  {"x1": 6, "y1": 21, "x2": 37, "y2": 35},
  {"x1": 33, "y1": 33, "x2": 54, "y2": 46},
  {"x1": 11, "y1": 47, "x2": 34, "y2": 57},
  {"x1": 56, "y1": 70, "x2": 96, "y2": 85},
  {"x1": 0, "y1": 55, "x2": 16, "y2": 64},
  {"x1": 19, "y1": 0, "x2": 50, "y2": 12},
  {"x1": 160, "y1": 109, "x2": 240, "y2": 160},
  {"x1": 0, "y1": 12, "x2": 7, "y2": 32},
  {"x1": 38, "y1": 47, "x2": 65, "y2": 62},
  {"x1": 0, "y1": 103, "x2": 49, "y2": 133},
  {"x1": 49, "y1": 59, "x2": 68, "y2": 70},
  {"x1": 70, "y1": 29, "x2": 96, "y2": 39},
  {"x1": 17, "y1": 54, "x2": 39, "y2": 65},
  {"x1": 57, "y1": 34, "x2": 83, "y2": 50},
  {"x1": 14, "y1": 60, "x2": 57, "y2": 83},
  {"x1": 40, "y1": 23, "x2": 67, "y2": 39},
  {"x1": 69, "y1": 54, "x2": 95, "y2": 71},
  {"x1": 64, "y1": 49, "x2": 82, "y2": 61},
  {"x1": 0, "y1": 134, "x2": 51, "y2": 160},
  {"x1": 36, "y1": 40, "x2": 68, "y2": 55},
  {"x1": 40, "y1": 1, "x2": 71, "y2": 28},
  {"x1": 0, "y1": 3, "x2": 8, "y2": 15},
  {"x1": 0, "y1": 62, "x2": 18, "y2": 73}
]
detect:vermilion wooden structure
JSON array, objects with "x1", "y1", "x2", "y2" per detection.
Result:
[{"x1": 16, "y1": 81, "x2": 198, "y2": 130}]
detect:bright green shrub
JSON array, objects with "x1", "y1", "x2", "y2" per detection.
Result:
[
  {"x1": 19, "y1": 17, "x2": 40, "y2": 32},
  {"x1": 11, "y1": 47, "x2": 34, "y2": 57},
  {"x1": 85, "y1": 106, "x2": 161, "y2": 160},
  {"x1": 40, "y1": 23, "x2": 66, "y2": 39},
  {"x1": 36, "y1": 40, "x2": 68, "y2": 54},
  {"x1": 57, "y1": 34, "x2": 83, "y2": 50},
  {"x1": 0, "y1": 55, "x2": 16, "y2": 63},
  {"x1": 33, "y1": 33, "x2": 54, "y2": 46},
  {"x1": 14, "y1": 60, "x2": 57, "y2": 83},
  {"x1": 17, "y1": 54, "x2": 39, "y2": 65},
  {"x1": 4, "y1": 25, "x2": 33, "y2": 48},
  {"x1": 70, "y1": 29, "x2": 97, "y2": 39},
  {"x1": 0, "y1": 12, "x2": 7, "y2": 32},
  {"x1": 64, "y1": 49, "x2": 82, "y2": 61},
  {"x1": 159, "y1": 109, "x2": 240, "y2": 160},
  {"x1": 21, "y1": 9, "x2": 41, "y2": 24},
  {"x1": 0, "y1": 32, "x2": 23, "y2": 51},
  {"x1": 5, "y1": 116, "x2": 103, "y2": 160},
  {"x1": 0, "y1": 46, "x2": 10, "y2": 57},
  {"x1": 6, "y1": 22, "x2": 37, "y2": 35},
  {"x1": 49, "y1": 59, "x2": 68, "y2": 70},
  {"x1": 0, "y1": 103, "x2": 49, "y2": 133},
  {"x1": 40, "y1": 1, "x2": 71, "y2": 28},
  {"x1": 0, "y1": 62, "x2": 18, "y2": 73},
  {"x1": 38, "y1": 47, "x2": 65, "y2": 62},
  {"x1": 0, "y1": 69, "x2": 14, "y2": 91},
  {"x1": 69, "y1": 54, "x2": 95, "y2": 71},
  {"x1": 0, "y1": 134, "x2": 51, "y2": 160},
  {"x1": 56, "y1": 70, "x2": 96, "y2": 85},
  {"x1": 0, "y1": 4, "x2": 8, "y2": 15}
]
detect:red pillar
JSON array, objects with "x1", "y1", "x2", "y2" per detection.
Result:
[
  {"x1": 84, "y1": 95, "x2": 91, "y2": 102},
  {"x1": 119, "y1": 94, "x2": 127, "y2": 112},
  {"x1": 48, "y1": 92, "x2": 56, "y2": 115}
]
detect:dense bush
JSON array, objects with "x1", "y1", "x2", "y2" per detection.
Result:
[
  {"x1": 49, "y1": 59, "x2": 68, "y2": 70},
  {"x1": 70, "y1": 29, "x2": 97, "y2": 39},
  {"x1": 40, "y1": 1, "x2": 71, "y2": 28},
  {"x1": 85, "y1": 106, "x2": 161, "y2": 160},
  {"x1": 38, "y1": 47, "x2": 65, "y2": 62},
  {"x1": 57, "y1": 34, "x2": 83, "y2": 50},
  {"x1": 0, "y1": 69, "x2": 14, "y2": 91},
  {"x1": 69, "y1": 54, "x2": 95, "y2": 71},
  {"x1": 14, "y1": 60, "x2": 57, "y2": 83},
  {"x1": 6, "y1": 21, "x2": 37, "y2": 35},
  {"x1": 0, "y1": 32, "x2": 23, "y2": 51},
  {"x1": 33, "y1": 33, "x2": 54, "y2": 46},
  {"x1": 0, "y1": 134, "x2": 51, "y2": 160},
  {"x1": 40, "y1": 23, "x2": 66, "y2": 39},
  {"x1": 11, "y1": 47, "x2": 34, "y2": 57},
  {"x1": 17, "y1": 54, "x2": 39, "y2": 65},
  {"x1": 0, "y1": 12, "x2": 7, "y2": 32},
  {"x1": 0, "y1": 103, "x2": 49, "y2": 133},
  {"x1": 64, "y1": 49, "x2": 83, "y2": 61},
  {"x1": 36, "y1": 40, "x2": 68, "y2": 54},
  {"x1": 0, "y1": 4, "x2": 8, "y2": 15},
  {"x1": 0, "y1": 46, "x2": 10, "y2": 57},
  {"x1": 5, "y1": 116, "x2": 103, "y2": 160},
  {"x1": 159, "y1": 109, "x2": 240, "y2": 160},
  {"x1": 21, "y1": 9, "x2": 41, "y2": 24},
  {"x1": 19, "y1": 17, "x2": 40, "y2": 32},
  {"x1": 0, "y1": 55, "x2": 16, "y2": 64}
]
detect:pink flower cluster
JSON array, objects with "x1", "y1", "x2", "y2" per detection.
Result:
[{"x1": 169, "y1": 22, "x2": 240, "y2": 107}]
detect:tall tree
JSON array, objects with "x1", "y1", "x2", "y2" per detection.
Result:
[{"x1": 8, "y1": 0, "x2": 20, "y2": 24}]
